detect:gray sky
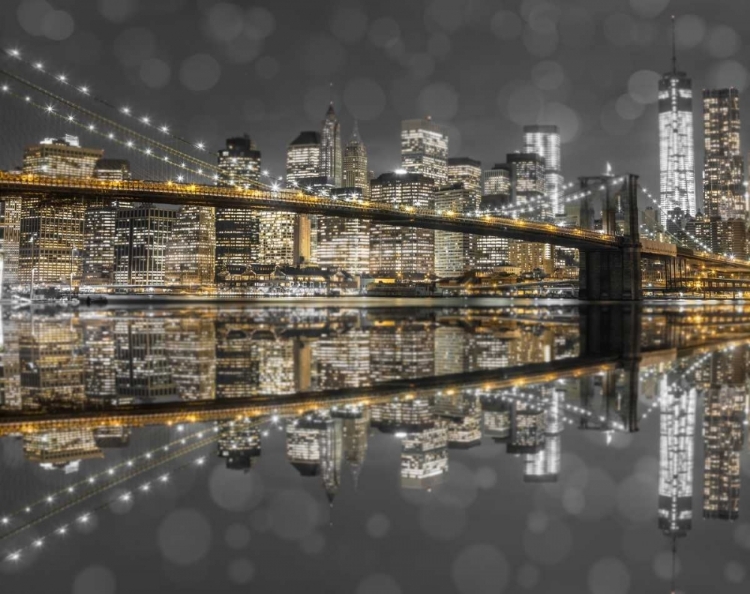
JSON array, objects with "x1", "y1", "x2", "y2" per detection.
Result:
[{"x1": 1, "y1": 0, "x2": 750, "y2": 207}]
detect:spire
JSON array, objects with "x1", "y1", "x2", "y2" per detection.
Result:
[
  {"x1": 326, "y1": 82, "x2": 336, "y2": 116},
  {"x1": 350, "y1": 120, "x2": 361, "y2": 144},
  {"x1": 671, "y1": 15, "x2": 677, "y2": 74}
]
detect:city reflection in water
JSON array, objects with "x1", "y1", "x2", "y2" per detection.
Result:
[{"x1": 1, "y1": 302, "x2": 750, "y2": 592}]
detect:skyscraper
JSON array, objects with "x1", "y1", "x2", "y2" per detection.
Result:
[
  {"x1": 216, "y1": 136, "x2": 261, "y2": 280},
  {"x1": 166, "y1": 205, "x2": 216, "y2": 287},
  {"x1": 369, "y1": 172, "x2": 435, "y2": 277},
  {"x1": 702, "y1": 88, "x2": 744, "y2": 221},
  {"x1": 114, "y1": 206, "x2": 175, "y2": 287},
  {"x1": 317, "y1": 124, "x2": 371, "y2": 273},
  {"x1": 523, "y1": 125, "x2": 563, "y2": 218},
  {"x1": 659, "y1": 33, "x2": 696, "y2": 226},
  {"x1": 507, "y1": 152, "x2": 546, "y2": 206},
  {"x1": 343, "y1": 122, "x2": 369, "y2": 198},
  {"x1": 477, "y1": 164, "x2": 512, "y2": 271},
  {"x1": 434, "y1": 183, "x2": 474, "y2": 277},
  {"x1": 401, "y1": 117, "x2": 449, "y2": 185},
  {"x1": 320, "y1": 103, "x2": 343, "y2": 187},
  {"x1": 20, "y1": 136, "x2": 103, "y2": 288},
  {"x1": 447, "y1": 157, "x2": 482, "y2": 206}
]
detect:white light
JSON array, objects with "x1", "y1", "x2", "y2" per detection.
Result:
[
  {"x1": 80, "y1": 86, "x2": 89, "y2": 94},
  {"x1": 46, "y1": 496, "x2": 54, "y2": 503},
  {"x1": 57, "y1": 74, "x2": 67, "y2": 82},
  {"x1": 79, "y1": 514, "x2": 90, "y2": 523},
  {"x1": 33, "y1": 539, "x2": 43, "y2": 548},
  {"x1": 145, "y1": 148, "x2": 152, "y2": 155},
  {"x1": 8, "y1": 552, "x2": 20, "y2": 562},
  {"x1": 34, "y1": 62, "x2": 43, "y2": 70},
  {"x1": 8, "y1": 49, "x2": 20, "y2": 57},
  {"x1": 141, "y1": 116, "x2": 150, "y2": 124},
  {"x1": 122, "y1": 106, "x2": 131, "y2": 114},
  {"x1": 57, "y1": 526, "x2": 68, "y2": 535},
  {"x1": 1, "y1": 517, "x2": 8, "y2": 525},
  {"x1": 160, "y1": 125, "x2": 169, "y2": 133},
  {"x1": 196, "y1": 142, "x2": 205, "y2": 150},
  {"x1": 108, "y1": 133, "x2": 114, "y2": 139},
  {"x1": 46, "y1": 105, "x2": 54, "y2": 112},
  {"x1": 88, "y1": 124, "x2": 95, "y2": 131},
  {"x1": 108, "y1": 468, "x2": 115, "y2": 475},
  {"x1": 67, "y1": 115, "x2": 74, "y2": 121},
  {"x1": 1, "y1": 85, "x2": 7, "y2": 92}
]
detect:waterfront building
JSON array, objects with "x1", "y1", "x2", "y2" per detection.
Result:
[
  {"x1": 369, "y1": 172, "x2": 435, "y2": 277},
  {"x1": 114, "y1": 319, "x2": 176, "y2": 402},
  {"x1": 523, "y1": 125, "x2": 563, "y2": 217},
  {"x1": 166, "y1": 205, "x2": 216, "y2": 287},
  {"x1": 401, "y1": 117, "x2": 449, "y2": 185},
  {"x1": 19, "y1": 136, "x2": 101, "y2": 288},
  {"x1": 317, "y1": 187, "x2": 370, "y2": 274},
  {"x1": 218, "y1": 418, "x2": 261, "y2": 470},
  {"x1": 216, "y1": 136, "x2": 261, "y2": 280},
  {"x1": 434, "y1": 183, "x2": 474, "y2": 277},
  {"x1": 703, "y1": 88, "x2": 745, "y2": 223},
  {"x1": 400, "y1": 426, "x2": 449, "y2": 489},
  {"x1": 23, "y1": 429, "x2": 102, "y2": 472},
  {"x1": 113, "y1": 206, "x2": 175, "y2": 287},
  {"x1": 0, "y1": 197, "x2": 22, "y2": 287},
  {"x1": 659, "y1": 42, "x2": 696, "y2": 225}
]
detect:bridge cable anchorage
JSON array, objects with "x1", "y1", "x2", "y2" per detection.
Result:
[
  {"x1": 0, "y1": 439, "x2": 218, "y2": 565},
  {"x1": 0, "y1": 83, "x2": 218, "y2": 183},
  {"x1": 0, "y1": 65, "x2": 219, "y2": 177},
  {"x1": 0, "y1": 424, "x2": 219, "y2": 533},
  {"x1": 2, "y1": 48, "x2": 215, "y2": 160}
]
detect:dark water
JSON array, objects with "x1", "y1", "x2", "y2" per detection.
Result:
[{"x1": 1, "y1": 300, "x2": 749, "y2": 593}]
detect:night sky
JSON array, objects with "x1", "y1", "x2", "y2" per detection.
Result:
[{"x1": 1, "y1": 0, "x2": 749, "y2": 207}]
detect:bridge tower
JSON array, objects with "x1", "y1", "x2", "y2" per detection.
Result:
[{"x1": 578, "y1": 174, "x2": 642, "y2": 301}]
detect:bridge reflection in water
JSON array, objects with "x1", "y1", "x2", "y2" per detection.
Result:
[{"x1": 0, "y1": 303, "x2": 748, "y2": 592}]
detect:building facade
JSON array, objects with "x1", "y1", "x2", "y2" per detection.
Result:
[
  {"x1": 523, "y1": 125, "x2": 563, "y2": 218},
  {"x1": 401, "y1": 117, "x2": 449, "y2": 185},
  {"x1": 114, "y1": 206, "x2": 176, "y2": 287},
  {"x1": 369, "y1": 172, "x2": 435, "y2": 277},
  {"x1": 166, "y1": 205, "x2": 216, "y2": 287}
]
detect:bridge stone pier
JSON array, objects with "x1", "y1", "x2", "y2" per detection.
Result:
[{"x1": 577, "y1": 174, "x2": 642, "y2": 301}]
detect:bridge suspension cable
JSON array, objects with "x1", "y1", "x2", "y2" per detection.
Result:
[
  {"x1": 0, "y1": 82, "x2": 217, "y2": 183},
  {"x1": 0, "y1": 60, "x2": 221, "y2": 178},
  {"x1": 2, "y1": 48, "x2": 214, "y2": 163}
]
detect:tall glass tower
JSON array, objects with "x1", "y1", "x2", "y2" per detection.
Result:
[
  {"x1": 320, "y1": 103, "x2": 343, "y2": 187},
  {"x1": 658, "y1": 21, "x2": 696, "y2": 226},
  {"x1": 523, "y1": 125, "x2": 563, "y2": 218}
]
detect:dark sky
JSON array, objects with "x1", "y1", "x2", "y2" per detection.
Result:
[{"x1": 1, "y1": 0, "x2": 749, "y2": 206}]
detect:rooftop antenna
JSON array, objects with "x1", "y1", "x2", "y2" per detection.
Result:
[{"x1": 671, "y1": 15, "x2": 677, "y2": 74}]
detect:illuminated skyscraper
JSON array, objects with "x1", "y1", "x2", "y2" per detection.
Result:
[
  {"x1": 371, "y1": 398, "x2": 434, "y2": 431},
  {"x1": 659, "y1": 40, "x2": 696, "y2": 225},
  {"x1": 165, "y1": 318, "x2": 216, "y2": 400},
  {"x1": 524, "y1": 389, "x2": 563, "y2": 483},
  {"x1": 114, "y1": 206, "x2": 175, "y2": 287},
  {"x1": 216, "y1": 136, "x2": 261, "y2": 279},
  {"x1": 82, "y1": 319, "x2": 116, "y2": 404},
  {"x1": 343, "y1": 122, "x2": 369, "y2": 198},
  {"x1": 20, "y1": 136, "x2": 102, "y2": 287},
  {"x1": 476, "y1": 165, "x2": 512, "y2": 271},
  {"x1": 317, "y1": 187, "x2": 370, "y2": 274},
  {"x1": 0, "y1": 197, "x2": 22, "y2": 287},
  {"x1": 82, "y1": 160, "x2": 132, "y2": 288},
  {"x1": 434, "y1": 184, "x2": 474, "y2": 277},
  {"x1": 658, "y1": 380, "x2": 696, "y2": 536},
  {"x1": 331, "y1": 405, "x2": 370, "y2": 485},
  {"x1": 703, "y1": 385, "x2": 744, "y2": 520},
  {"x1": 702, "y1": 89, "x2": 744, "y2": 222},
  {"x1": 507, "y1": 152, "x2": 546, "y2": 206},
  {"x1": 401, "y1": 117, "x2": 449, "y2": 185},
  {"x1": 447, "y1": 157, "x2": 482, "y2": 205},
  {"x1": 523, "y1": 125, "x2": 563, "y2": 217},
  {"x1": 400, "y1": 427, "x2": 449, "y2": 489},
  {"x1": 261, "y1": 131, "x2": 322, "y2": 266},
  {"x1": 218, "y1": 419, "x2": 261, "y2": 470},
  {"x1": 114, "y1": 319, "x2": 176, "y2": 402},
  {"x1": 166, "y1": 205, "x2": 216, "y2": 287},
  {"x1": 369, "y1": 172, "x2": 435, "y2": 277},
  {"x1": 286, "y1": 411, "x2": 332, "y2": 476},
  {"x1": 23, "y1": 429, "x2": 102, "y2": 472},
  {"x1": 507, "y1": 401, "x2": 546, "y2": 454},
  {"x1": 320, "y1": 103, "x2": 343, "y2": 187}
]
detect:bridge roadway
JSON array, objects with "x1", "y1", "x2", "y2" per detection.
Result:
[
  {"x1": 0, "y1": 171, "x2": 630, "y2": 252},
  {"x1": 0, "y1": 335, "x2": 746, "y2": 436}
]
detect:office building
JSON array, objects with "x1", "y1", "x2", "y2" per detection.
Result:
[
  {"x1": 166, "y1": 205, "x2": 216, "y2": 287},
  {"x1": 0, "y1": 198, "x2": 22, "y2": 287},
  {"x1": 434, "y1": 183, "x2": 474, "y2": 276},
  {"x1": 369, "y1": 172, "x2": 435, "y2": 277},
  {"x1": 114, "y1": 206, "x2": 175, "y2": 287},
  {"x1": 447, "y1": 157, "x2": 482, "y2": 206},
  {"x1": 331, "y1": 405, "x2": 370, "y2": 485},
  {"x1": 343, "y1": 122, "x2": 370, "y2": 198},
  {"x1": 476, "y1": 165, "x2": 512, "y2": 271},
  {"x1": 658, "y1": 380, "x2": 696, "y2": 536},
  {"x1": 19, "y1": 136, "x2": 102, "y2": 288},
  {"x1": 286, "y1": 411, "x2": 332, "y2": 476},
  {"x1": 216, "y1": 137, "x2": 261, "y2": 280},
  {"x1": 317, "y1": 187, "x2": 370, "y2": 274},
  {"x1": 507, "y1": 152, "x2": 546, "y2": 206},
  {"x1": 320, "y1": 103, "x2": 343, "y2": 187},
  {"x1": 524, "y1": 125, "x2": 563, "y2": 217},
  {"x1": 400, "y1": 426, "x2": 449, "y2": 489},
  {"x1": 23, "y1": 429, "x2": 102, "y2": 472},
  {"x1": 371, "y1": 398, "x2": 433, "y2": 432},
  {"x1": 659, "y1": 45, "x2": 696, "y2": 225},
  {"x1": 93, "y1": 158, "x2": 131, "y2": 181},
  {"x1": 703, "y1": 89, "x2": 745, "y2": 222},
  {"x1": 114, "y1": 319, "x2": 176, "y2": 402},
  {"x1": 218, "y1": 418, "x2": 262, "y2": 470},
  {"x1": 703, "y1": 385, "x2": 744, "y2": 520},
  {"x1": 401, "y1": 117, "x2": 449, "y2": 185}
]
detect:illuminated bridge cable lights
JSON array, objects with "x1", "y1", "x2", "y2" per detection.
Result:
[
  {"x1": 0, "y1": 64, "x2": 218, "y2": 177},
  {"x1": 0, "y1": 84, "x2": 215, "y2": 183},
  {"x1": 1, "y1": 454, "x2": 212, "y2": 566},
  {"x1": 0, "y1": 433, "x2": 220, "y2": 546},
  {"x1": 0, "y1": 425, "x2": 219, "y2": 531},
  {"x1": 2, "y1": 48, "x2": 211, "y2": 156}
]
